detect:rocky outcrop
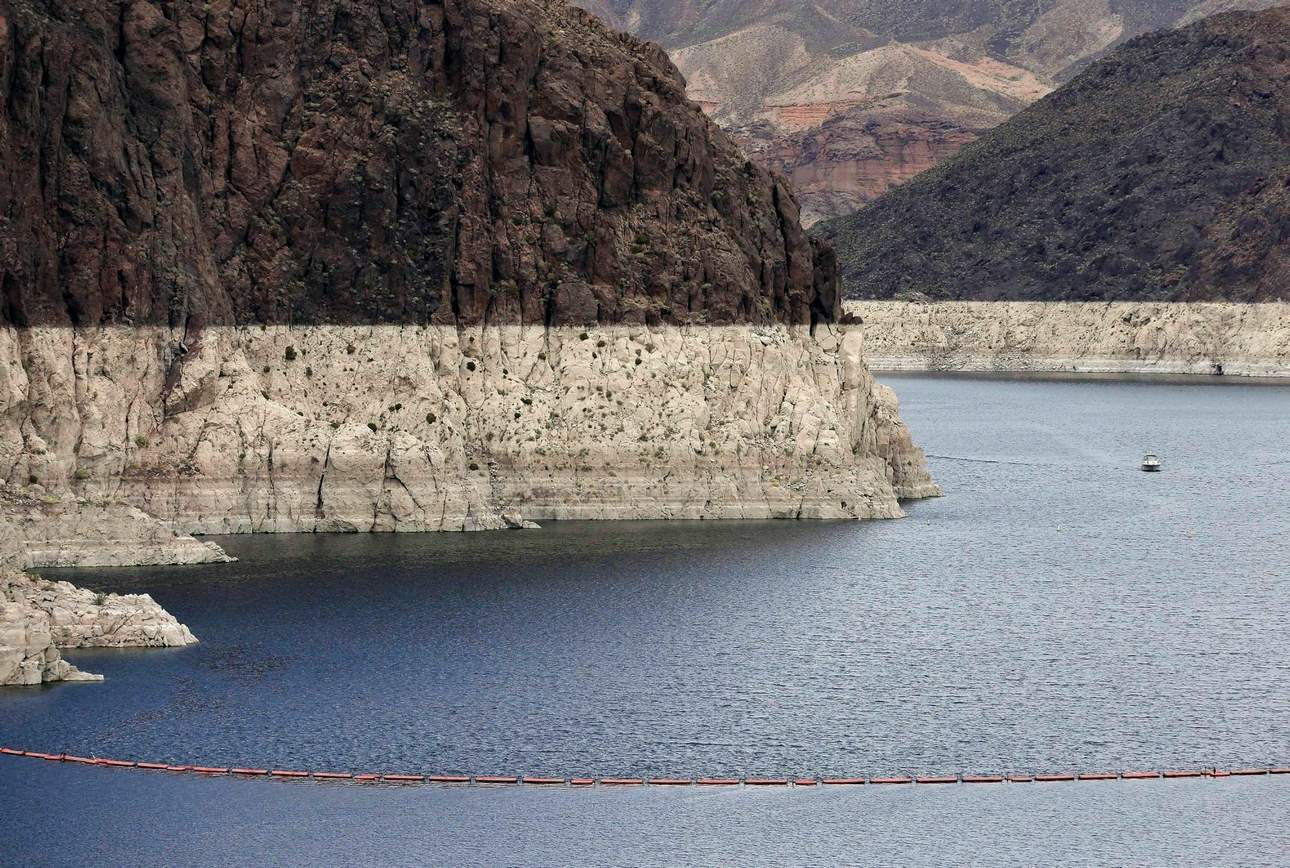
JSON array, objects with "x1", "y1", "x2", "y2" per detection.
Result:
[
  {"x1": 869, "y1": 383, "x2": 941, "y2": 500},
  {"x1": 0, "y1": 0, "x2": 936, "y2": 543},
  {"x1": 820, "y1": 9, "x2": 1290, "y2": 303},
  {"x1": 1, "y1": 569, "x2": 196, "y2": 650},
  {"x1": 0, "y1": 566, "x2": 196, "y2": 686},
  {"x1": 0, "y1": 601, "x2": 102, "y2": 686},
  {"x1": 846, "y1": 301, "x2": 1290, "y2": 377}
]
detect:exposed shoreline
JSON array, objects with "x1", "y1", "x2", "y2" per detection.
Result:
[
  {"x1": 846, "y1": 302, "x2": 1290, "y2": 377},
  {"x1": 2, "y1": 323, "x2": 938, "y2": 551}
]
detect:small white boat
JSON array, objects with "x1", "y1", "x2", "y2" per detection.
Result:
[{"x1": 1141, "y1": 453, "x2": 1162, "y2": 472}]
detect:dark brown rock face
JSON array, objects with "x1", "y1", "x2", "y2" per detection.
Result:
[
  {"x1": 0, "y1": 0, "x2": 838, "y2": 328},
  {"x1": 817, "y1": 8, "x2": 1290, "y2": 302}
]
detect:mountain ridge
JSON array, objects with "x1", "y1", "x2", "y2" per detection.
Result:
[
  {"x1": 815, "y1": 7, "x2": 1290, "y2": 302},
  {"x1": 573, "y1": 0, "x2": 1286, "y2": 224}
]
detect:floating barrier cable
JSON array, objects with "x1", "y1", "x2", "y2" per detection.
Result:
[{"x1": 2, "y1": 747, "x2": 1287, "y2": 789}]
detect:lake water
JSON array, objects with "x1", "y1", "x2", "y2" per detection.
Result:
[{"x1": 2, "y1": 373, "x2": 1288, "y2": 866}]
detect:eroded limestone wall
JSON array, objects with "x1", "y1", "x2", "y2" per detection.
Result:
[
  {"x1": 847, "y1": 302, "x2": 1290, "y2": 376},
  {"x1": 0, "y1": 323, "x2": 937, "y2": 535}
]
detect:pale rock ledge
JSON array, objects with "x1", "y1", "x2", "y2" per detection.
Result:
[
  {"x1": 1, "y1": 322, "x2": 939, "y2": 536},
  {"x1": 0, "y1": 486, "x2": 234, "y2": 570},
  {"x1": 847, "y1": 301, "x2": 1290, "y2": 376}
]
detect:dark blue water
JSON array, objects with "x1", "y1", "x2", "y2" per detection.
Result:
[
  {"x1": 3, "y1": 759, "x2": 1289, "y2": 867},
  {"x1": 2, "y1": 374, "x2": 1288, "y2": 865}
]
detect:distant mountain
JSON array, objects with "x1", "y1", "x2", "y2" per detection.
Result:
[
  {"x1": 573, "y1": 0, "x2": 1284, "y2": 225},
  {"x1": 815, "y1": 8, "x2": 1290, "y2": 302}
]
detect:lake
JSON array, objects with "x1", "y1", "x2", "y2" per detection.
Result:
[{"x1": 2, "y1": 373, "x2": 1288, "y2": 866}]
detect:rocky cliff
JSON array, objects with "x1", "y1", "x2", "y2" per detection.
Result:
[
  {"x1": 0, "y1": 0, "x2": 935, "y2": 548},
  {"x1": 1, "y1": 0, "x2": 838, "y2": 329},
  {"x1": 846, "y1": 301, "x2": 1290, "y2": 377},
  {"x1": 819, "y1": 8, "x2": 1290, "y2": 303}
]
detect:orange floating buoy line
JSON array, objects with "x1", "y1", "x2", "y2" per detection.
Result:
[{"x1": 1, "y1": 748, "x2": 1286, "y2": 789}]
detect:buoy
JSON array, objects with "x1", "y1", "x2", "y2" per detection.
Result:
[
  {"x1": 5, "y1": 748, "x2": 1287, "y2": 790},
  {"x1": 99, "y1": 759, "x2": 136, "y2": 768}
]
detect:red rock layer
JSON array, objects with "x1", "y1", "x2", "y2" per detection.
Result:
[{"x1": 733, "y1": 108, "x2": 981, "y2": 226}]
